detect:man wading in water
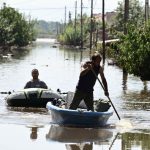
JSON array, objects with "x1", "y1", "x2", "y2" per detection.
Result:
[{"x1": 69, "y1": 53, "x2": 109, "y2": 111}]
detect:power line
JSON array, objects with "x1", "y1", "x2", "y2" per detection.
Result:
[
  {"x1": 17, "y1": 6, "x2": 115, "y2": 12},
  {"x1": 19, "y1": 7, "x2": 66, "y2": 10}
]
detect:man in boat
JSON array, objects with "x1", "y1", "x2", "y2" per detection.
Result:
[
  {"x1": 69, "y1": 53, "x2": 109, "y2": 111},
  {"x1": 24, "y1": 69, "x2": 48, "y2": 89}
]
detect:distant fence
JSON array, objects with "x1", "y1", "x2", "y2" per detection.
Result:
[
  {"x1": 36, "y1": 34, "x2": 57, "y2": 39},
  {"x1": 97, "y1": 39, "x2": 120, "y2": 45}
]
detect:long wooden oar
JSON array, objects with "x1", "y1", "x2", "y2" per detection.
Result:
[{"x1": 91, "y1": 69, "x2": 121, "y2": 120}]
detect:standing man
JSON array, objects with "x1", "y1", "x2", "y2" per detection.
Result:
[
  {"x1": 69, "y1": 53, "x2": 109, "y2": 111},
  {"x1": 24, "y1": 69, "x2": 48, "y2": 89}
]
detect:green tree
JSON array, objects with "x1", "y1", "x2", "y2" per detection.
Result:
[
  {"x1": 58, "y1": 13, "x2": 89, "y2": 46},
  {"x1": 117, "y1": 22, "x2": 150, "y2": 80},
  {"x1": 114, "y1": 0, "x2": 144, "y2": 32},
  {"x1": 58, "y1": 24, "x2": 81, "y2": 46},
  {"x1": 0, "y1": 3, "x2": 36, "y2": 47},
  {"x1": 58, "y1": 13, "x2": 102, "y2": 47}
]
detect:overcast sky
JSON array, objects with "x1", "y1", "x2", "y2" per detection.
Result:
[{"x1": 0, "y1": 0, "x2": 145, "y2": 22}]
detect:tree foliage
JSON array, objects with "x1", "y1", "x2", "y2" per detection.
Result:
[
  {"x1": 117, "y1": 22, "x2": 150, "y2": 80},
  {"x1": 108, "y1": 0, "x2": 150, "y2": 80},
  {"x1": 34, "y1": 20, "x2": 61, "y2": 37},
  {"x1": 114, "y1": 0, "x2": 144, "y2": 32},
  {"x1": 58, "y1": 13, "x2": 102, "y2": 47},
  {"x1": 58, "y1": 13, "x2": 88, "y2": 46},
  {"x1": 0, "y1": 3, "x2": 36, "y2": 47},
  {"x1": 58, "y1": 24, "x2": 82, "y2": 46}
]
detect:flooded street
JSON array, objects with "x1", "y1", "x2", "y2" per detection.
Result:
[{"x1": 0, "y1": 38, "x2": 150, "y2": 150}]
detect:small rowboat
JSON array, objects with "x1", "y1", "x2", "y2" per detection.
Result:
[
  {"x1": 6, "y1": 88, "x2": 62, "y2": 107},
  {"x1": 46, "y1": 102, "x2": 113, "y2": 127}
]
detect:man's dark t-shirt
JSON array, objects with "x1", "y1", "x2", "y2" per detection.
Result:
[{"x1": 24, "y1": 79, "x2": 48, "y2": 89}]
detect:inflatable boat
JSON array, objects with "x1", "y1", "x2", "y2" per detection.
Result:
[{"x1": 6, "y1": 88, "x2": 62, "y2": 107}]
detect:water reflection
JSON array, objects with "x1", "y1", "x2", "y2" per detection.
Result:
[
  {"x1": 46, "y1": 125, "x2": 117, "y2": 150},
  {"x1": 122, "y1": 73, "x2": 149, "y2": 97},
  {"x1": 0, "y1": 38, "x2": 150, "y2": 150},
  {"x1": 0, "y1": 48, "x2": 30, "y2": 63},
  {"x1": 121, "y1": 89, "x2": 150, "y2": 111},
  {"x1": 122, "y1": 72, "x2": 128, "y2": 93},
  {"x1": 30, "y1": 127, "x2": 38, "y2": 140},
  {"x1": 0, "y1": 123, "x2": 149, "y2": 150},
  {"x1": 7, "y1": 106, "x2": 48, "y2": 114},
  {"x1": 26, "y1": 125, "x2": 44, "y2": 140},
  {"x1": 12, "y1": 48, "x2": 31, "y2": 60},
  {"x1": 121, "y1": 132, "x2": 150, "y2": 150},
  {"x1": 46, "y1": 125, "x2": 114, "y2": 143},
  {"x1": 142, "y1": 81, "x2": 148, "y2": 94},
  {"x1": 65, "y1": 143, "x2": 93, "y2": 150},
  {"x1": 47, "y1": 125, "x2": 150, "y2": 150},
  {"x1": 121, "y1": 72, "x2": 150, "y2": 111}
]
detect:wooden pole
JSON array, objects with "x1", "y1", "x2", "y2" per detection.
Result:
[
  {"x1": 80, "y1": 0, "x2": 83, "y2": 49},
  {"x1": 64, "y1": 6, "x2": 67, "y2": 27},
  {"x1": 123, "y1": 0, "x2": 129, "y2": 75},
  {"x1": 74, "y1": 1, "x2": 77, "y2": 47},
  {"x1": 145, "y1": 0, "x2": 149, "y2": 22},
  {"x1": 90, "y1": 0, "x2": 93, "y2": 55},
  {"x1": 102, "y1": 0, "x2": 106, "y2": 64},
  {"x1": 124, "y1": 0, "x2": 129, "y2": 34},
  {"x1": 91, "y1": 69, "x2": 121, "y2": 120},
  {"x1": 81, "y1": 0, "x2": 83, "y2": 50}
]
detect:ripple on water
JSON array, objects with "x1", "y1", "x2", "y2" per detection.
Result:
[{"x1": 119, "y1": 110, "x2": 150, "y2": 131}]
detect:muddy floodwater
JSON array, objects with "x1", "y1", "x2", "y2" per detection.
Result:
[{"x1": 0, "y1": 38, "x2": 150, "y2": 150}]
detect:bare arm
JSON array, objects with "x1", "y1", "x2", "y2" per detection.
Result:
[
  {"x1": 80, "y1": 61, "x2": 92, "y2": 76},
  {"x1": 99, "y1": 67, "x2": 109, "y2": 96}
]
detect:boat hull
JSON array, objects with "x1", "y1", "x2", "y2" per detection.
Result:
[
  {"x1": 6, "y1": 88, "x2": 62, "y2": 108},
  {"x1": 46, "y1": 102, "x2": 113, "y2": 127}
]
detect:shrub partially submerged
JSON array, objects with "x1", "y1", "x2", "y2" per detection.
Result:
[{"x1": 117, "y1": 22, "x2": 150, "y2": 80}]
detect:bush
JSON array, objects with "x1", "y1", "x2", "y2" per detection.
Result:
[
  {"x1": 0, "y1": 3, "x2": 36, "y2": 47},
  {"x1": 117, "y1": 22, "x2": 150, "y2": 80}
]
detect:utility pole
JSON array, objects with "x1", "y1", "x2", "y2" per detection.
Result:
[
  {"x1": 74, "y1": 1, "x2": 77, "y2": 47},
  {"x1": 123, "y1": 0, "x2": 129, "y2": 75},
  {"x1": 90, "y1": 0, "x2": 93, "y2": 55},
  {"x1": 145, "y1": 0, "x2": 149, "y2": 22},
  {"x1": 102, "y1": 0, "x2": 105, "y2": 64},
  {"x1": 95, "y1": 28, "x2": 98, "y2": 50},
  {"x1": 80, "y1": 0, "x2": 83, "y2": 49},
  {"x1": 69, "y1": 11, "x2": 71, "y2": 23},
  {"x1": 56, "y1": 22, "x2": 59, "y2": 35},
  {"x1": 64, "y1": 6, "x2": 67, "y2": 29},
  {"x1": 124, "y1": 0, "x2": 129, "y2": 34}
]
